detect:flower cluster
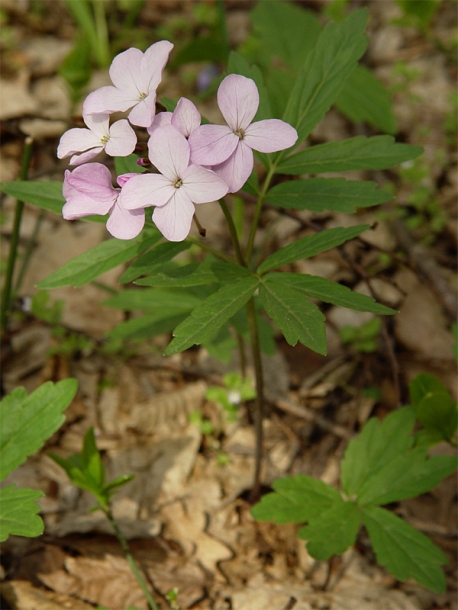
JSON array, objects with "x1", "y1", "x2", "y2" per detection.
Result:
[{"x1": 58, "y1": 41, "x2": 298, "y2": 241}]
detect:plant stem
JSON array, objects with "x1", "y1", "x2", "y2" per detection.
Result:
[
  {"x1": 219, "y1": 199, "x2": 246, "y2": 266},
  {"x1": 105, "y1": 507, "x2": 159, "y2": 610},
  {"x1": 14, "y1": 209, "x2": 45, "y2": 293},
  {"x1": 187, "y1": 237, "x2": 238, "y2": 265},
  {"x1": 1, "y1": 137, "x2": 34, "y2": 336},
  {"x1": 246, "y1": 296, "x2": 265, "y2": 501},
  {"x1": 244, "y1": 165, "x2": 276, "y2": 264},
  {"x1": 92, "y1": 0, "x2": 111, "y2": 68}
]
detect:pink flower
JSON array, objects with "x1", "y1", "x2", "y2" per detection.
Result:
[
  {"x1": 123, "y1": 125, "x2": 228, "y2": 241},
  {"x1": 189, "y1": 74, "x2": 298, "y2": 192},
  {"x1": 147, "y1": 97, "x2": 201, "y2": 138},
  {"x1": 62, "y1": 163, "x2": 145, "y2": 240},
  {"x1": 57, "y1": 113, "x2": 136, "y2": 166},
  {"x1": 83, "y1": 41, "x2": 173, "y2": 128}
]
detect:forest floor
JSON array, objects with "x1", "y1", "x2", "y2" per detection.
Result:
[{"x1": 0, "y1": 1, "x2": 457, "y2": 609}]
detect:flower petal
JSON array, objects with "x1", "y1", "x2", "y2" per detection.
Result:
[
  {"x1": 83, "y1": 86, "x2": 139, "y2": 116},
  {"x1": 128, "y1": 92, "x2": 157, "y2": 127},
  {"x1": 140, "y1": 40, "x2": 174, "y2": 93},
  {"x1": 212, "y1": 141, "x2": 253, "y2": 193},
  {"x1": 57, "y1": 128, "x2": 101, "y2": 159},
  {"x1": 106, "y1": 202, "x2": 145, "y2": 239},
  {"x1": 172, "y1": 97, "x2": 201, "y2": 138},
  {"x1": 69, "y1": 147, "x2": 103, "y2": 166},
  {"x1": 120, "y1": 173, "x2": 174, "y2": 209},
  {"x1": 244, "y1": 119, "x2": 298, "y2": 153},
  {"x1": 147, "y1": 111, "x2": 172, "y2": 136},
  {"x1": 182, "y1": 165, "x2": 228, "y2": 204},
  {"x1": 148, "y1": 125, "x2": 190, "y2": 180},
  {"x1": 109, "y1": 47, "x2": 144, "y2": 92},
  {"x1": 62, "y1": 169, "x2": 114, "y2": 218},
  {"x1": 188, "y1": 124, "x2": 237, "y2": 166},
  {"x1": 105, "y1": 119, "x2": 137, "y2": 157},
  {"x1": 65, "y1": 163, "x2": 118, "y2": 202},
  {"x1": 152, "y1": 187, "x2": 195, "y2": 242},
  {"x1": 82, "y1": 113, "x2": 110, "y2": 138},
  {"x1": 217, "y1": 74, "x2": 259, "y2": 131}
]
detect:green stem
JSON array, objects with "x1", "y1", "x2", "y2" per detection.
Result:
[
  {"x1": 235, "y1": 330, "x2": 247, "y2": 379},
  {"x1": 245, "y1": 296, "x2": 265, "y2": 501},
  {"x1": 14, "y1": 209, "x2": 45, "y2": 293},
  {"x1": 187, "y1": 237, "x2": 238, "y2": 265},
  {"x1": 1, "y1": 137, "x2": 34, "y2": 336},
  {"x1": 218, "y1": 199, "x2": 246, "y2": 266},
  {"x1": 92, "y1": 0, "x2": 111, "y2": 67},
  {"x1": 244, "y1": 164, "x2": 276, "y2": 264},
  {"x1": 105, "y1": 507, "x2": 159, "y2": 610}
]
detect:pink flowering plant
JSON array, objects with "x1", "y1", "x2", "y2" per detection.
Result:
[
  {"x1": 1, "y1": 9, "x2": 424, "y2": 492},
  {"x1": 3, "y1": 8, "x2": 452, "y2": 596}
]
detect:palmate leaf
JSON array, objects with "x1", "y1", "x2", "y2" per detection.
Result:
[
  {"x1": 282, "y1": 9, "x2": 368, "y2": 143},
  {"x1": 165, "y1": 276, "x2": 260, "y2": 356},
  {"x1": 265, "y1": 273, "x2": 396, "y2": 315},
  {"x1": 362, "y1": 505, "x2": 447, "y2": 593},
  {"x1": 356, "y1": 448, "x2": 457, "y2": 506},
  {"x1": 277, "y1": 135, "x2": 423, "y2": 175},
  {"x1": 38, "y1": 233, "x2": 161, "y2": 289},
  {"x1": 251, "y1": 474, "x2": 341, "y2": 524},
  {"x1": 0, "y1": 486, "x2": 44, "y2": 542},
  {"x1": 341, "y1": 407, "x2": 416, "y2": 498},
  {"x1": 0, "y1": 181, "x2": 105, "y2": 223},
  {"x1": 0, "y1": 379, "x2": 78, "y2": 482},
  {"x1": 265, "y1": 178, "x2": 392, "y2": 213},
  {"x1": 259, "y1": 278, "x2": 326, "y2": 354},
  {"x1": 335, "y1": 64, "x2": 397, "y2": 134},
  {"x1": 258, "y1": 225, "x2": 369, "y2": 274},
  {"x1": 298, "y1": 501, "x2": 361, "y2": 561}
]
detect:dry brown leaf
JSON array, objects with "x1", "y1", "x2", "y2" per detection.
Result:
[{"x1": 0, "y1": 580, "x2": 89, "y2": 610}]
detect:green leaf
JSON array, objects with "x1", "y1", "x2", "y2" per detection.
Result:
[
  {"x1": 282, "y1": 9, "x2": 369, "y2": 142},
  {"x1": 356, "y1": 448, "x2": 457, "y2": 505},
  {"x1": 266, "y1": 273, "x2": 396, "y2": 315},
  {"x1": 335, "y1": 65, "x2": 397, "y2": 134},
  {"x1": 259, "y1": 278, "x2": 327, "y2": 354},
  {"x1": 416, "y1": 393, "x2": 458, "y2": 443},
  {"x1": 59, "y1": 35, "x2": 92, "y2": 95},
  {"x1": 80, "y1": 428, "x2": 105, "y2": 489},
  {"x1": 0, "y1": 181, "x2": 64, "y2": 214},
  {"x1": 172, "y1": 35, "x2": 228, "y2": 66},
  {"x1": 0, "y1": 380, "x2": 78, "y2": 482},
  {"x1": 341, "y1": 407, "x2": 416, "y2": 498},
  {"x1": 251, "y1": 1, "x2": 322, "y2": 73},
  {"x1": 119, "y1": 240, "x2": 191, "y2": 284},
  {"x1": 227, "y1": 51, "x2": 272, "y2": 121},
  {"x1": 0, "y1": 181, "x2": 105, "y2": 223},
  {"x1": 277, "y1": 135, "x2": 423, "y2": 175},
  {"x1": 136, "y1": 261, "x2": 251, "y2": 287},
  {"x1": 103, "y1": 288, "x2": 202, "y2": 312},
  {"x1": 265, "y1": 179, "x2": 392, "y2": 213},
  {"x1": 164, "y1": 277, "x2": 260, "y2": 356},
  {"x1": 114, "y1": 154, "x2": 144, "y2": 175},
  {"x1": 298, "y1": 501, "x2": 361, "y2": 560},
  {"x1": 258, "y1": 225, "x2": 369, "y2": 273},
  {"x1": 251, "y1": 474, "x2": 342, "y2": 524},
  {"x1": 0, "y1": 485, "x2": 44, "y2": 542},
  {"x1": 362, "y1": 505, "x2": 447, "y2": 593},
  {"x1": 106, "y1": 313, "x2": 189, "y2": 341},
  {"x1": 37, "y1": 233, "x2": 160, "y2": 289},
  {"x1": 409, "y1": 373, "x2": 449, "y2": 407}
]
